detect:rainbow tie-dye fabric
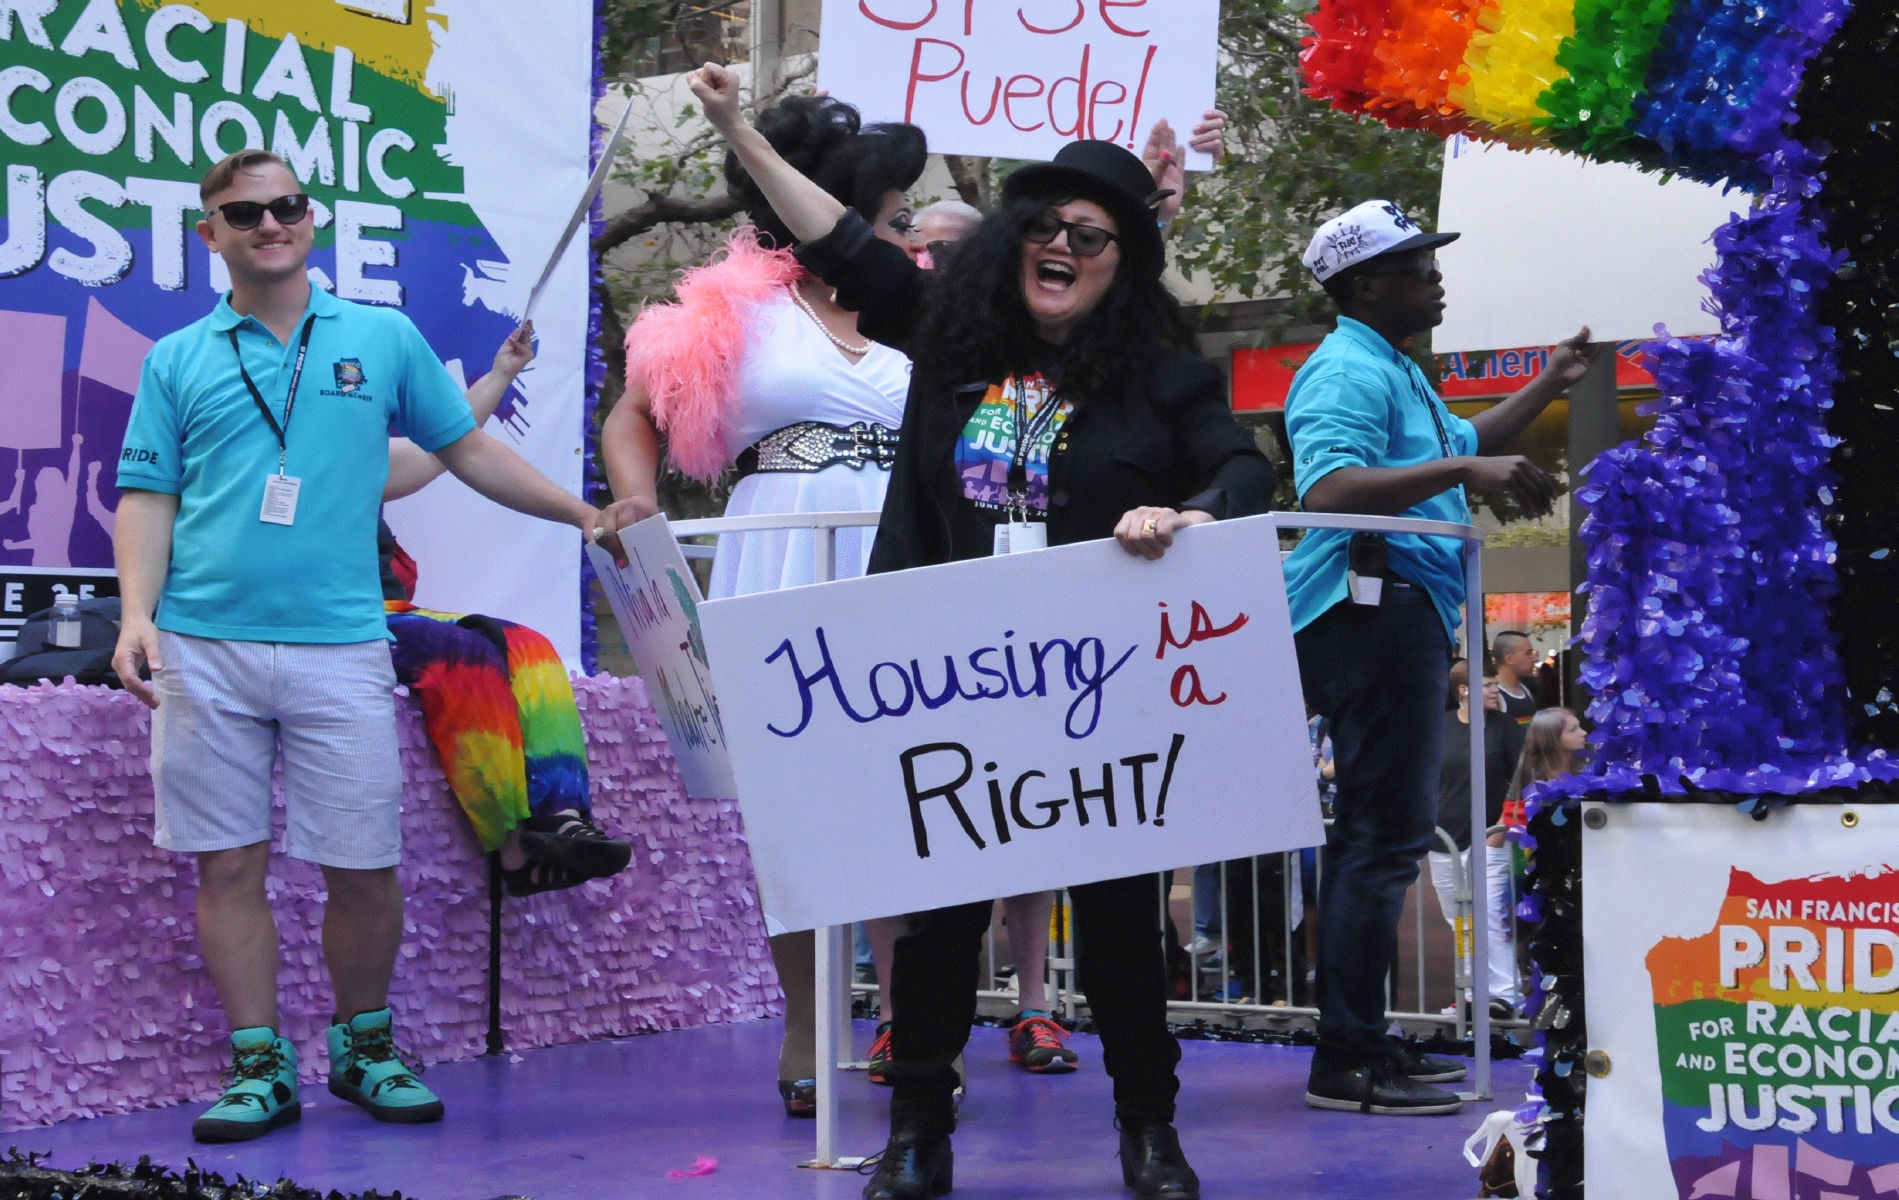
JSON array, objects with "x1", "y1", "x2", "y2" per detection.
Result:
[{"x1": 385, "y1": 602, "x2": 589, "y2": 854}]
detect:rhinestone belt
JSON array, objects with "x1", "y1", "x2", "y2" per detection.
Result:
[{"x1": 736, "y1": 420, "x2": 901, "y2": 476}]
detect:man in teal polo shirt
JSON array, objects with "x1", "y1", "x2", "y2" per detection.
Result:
[
  {"x1": 110, "y1": 150, "x2": 646, "y2": 1144},
  {"x1": 1282, "y1": 200, "x2": 1598, "y2": 1116}
]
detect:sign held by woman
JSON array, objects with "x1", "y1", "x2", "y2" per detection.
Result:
[
  {"x1": 817, "y1": 0, "x2": 1221, "y2": 165},
  {"x1": 699, "y1": 514, "x2": 1323, "y2": 932}
]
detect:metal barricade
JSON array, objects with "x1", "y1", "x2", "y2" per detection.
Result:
[{"x1": 901, "y1": 818, "x2": 1526, "y2": 1048}]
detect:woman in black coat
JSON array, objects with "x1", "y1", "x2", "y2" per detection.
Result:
[{"x1": 690, "y1": 64, "x2": 1274, "y2": 1200}]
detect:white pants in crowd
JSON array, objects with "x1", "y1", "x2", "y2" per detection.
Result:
[{"x1": 1426, "y1": 846, "x2": 1520, "y2": 1008}]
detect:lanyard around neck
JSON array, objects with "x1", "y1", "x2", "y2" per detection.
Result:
[
  {"x1": 228, "y1": 318, "x2": 315, "y2": 476},
  {"x1": 1401, "y1": 359, "x2": 1455, "y2": 462},
  {"x1": 1007, "y1": 377, "x2": 1063, "y2": 498}
]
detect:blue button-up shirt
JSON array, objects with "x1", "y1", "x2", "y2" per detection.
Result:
[
  {"x1": 1282, "y1": 316, "x2": 1478, "y2": 639},
  {"x1": 119, "y1": 288, "x2": 475, "y2": 644}
]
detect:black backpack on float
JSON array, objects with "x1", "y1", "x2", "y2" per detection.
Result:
[{"x1": 0, "y1": 596, "x2": 125, "y2": 688}]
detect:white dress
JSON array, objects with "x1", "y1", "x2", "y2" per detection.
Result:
[{"x1": 707, "y1": 293, "x2": 913, "y2": 601}]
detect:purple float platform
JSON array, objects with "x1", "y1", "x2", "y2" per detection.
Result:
[{"x1": 8, "y1": 1018, "x2": 1531, "y2": 1198}]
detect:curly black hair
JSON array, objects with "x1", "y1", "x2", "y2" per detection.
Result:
[
  {"x1": 911, "y1": 197, "x2": 1198, "y2": 398},
  {"x1": 724, "y1": 95, "x2": 927, "y2": 250}
]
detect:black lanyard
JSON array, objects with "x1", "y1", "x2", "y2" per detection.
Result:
[
  {"x1": 228, "y1": 318, "x2": 315, "y2": 476},
  {"x1": 1006, "y1": 377, "x2": 1064, "y2": 498},
  {"x1": 1402, "y1": 359, "x2": 1455, "y2": 461}
]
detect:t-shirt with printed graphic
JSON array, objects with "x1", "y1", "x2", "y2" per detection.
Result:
[{"x1": 954, "y1": 373, "x2": 1074, "y2": 521}]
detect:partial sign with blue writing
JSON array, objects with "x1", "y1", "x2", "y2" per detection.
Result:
[{"x1": 699, "y1": 514, "x2": 1324, "y2": 933}]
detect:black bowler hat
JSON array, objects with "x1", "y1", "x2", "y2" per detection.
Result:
[{"x1": 1002, "y1": 140, "x2": 1171, "y2": 276}]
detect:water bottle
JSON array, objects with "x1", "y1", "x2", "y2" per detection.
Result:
[{"x1": 52, "y1": 593, "x2": 82, "y2": 649}]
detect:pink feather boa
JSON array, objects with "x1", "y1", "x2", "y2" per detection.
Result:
[{"x1": 624, "y1": 227, "x2": 802, "y2": 484}]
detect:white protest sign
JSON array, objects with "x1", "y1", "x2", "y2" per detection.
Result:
[
  {"x1": 699, "y1": 515, "x2": 1324, "y2": 933},
  {"x1": 817, "y1": 0, "x2": 1220, "y2": 167},
  {"x1": 1432, "y1": 134, "x2": 1739, "y2": 352},
  {"x1": 587, "y1": 516, "x2": 737, "y2": 800}
]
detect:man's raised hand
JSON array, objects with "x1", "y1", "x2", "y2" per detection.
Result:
[{"x1": 1545, "y1": 327, "x2": 1603, "y2": 390}]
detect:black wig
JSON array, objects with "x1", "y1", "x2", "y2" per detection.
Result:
[
  {"x1": 911, "y1": 197, "x2": 1198, "y2": 398},
  {"x1": 724, "y1": 95, "x2": 927, "y2": 250}
]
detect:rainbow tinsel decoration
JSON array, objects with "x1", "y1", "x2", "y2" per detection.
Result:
[{"x1": 1301, "y1": 0, "x2": 1848, "y2": 188}]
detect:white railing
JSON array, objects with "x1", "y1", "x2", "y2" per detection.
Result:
[{"x1": 669, "y1": 510, "x2": 1493, "y2": 1168}]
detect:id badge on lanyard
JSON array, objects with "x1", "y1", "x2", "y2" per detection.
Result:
[
  {"x1": 231, "y1": 321, "x2": 314, "y2": 526},
  {"x1": 994, "y1": 514, "x2": 1050, "y2": 555}
]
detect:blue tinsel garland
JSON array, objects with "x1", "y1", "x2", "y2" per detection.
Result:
[{"x1": 1542, "y1": 0, "x2": 1893, "y2": 799}]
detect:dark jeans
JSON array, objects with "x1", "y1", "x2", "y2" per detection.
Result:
[
  {"x1": 887, "y1": 874, "x2": 1181, "y2": 1132},
  {"x1": 1296, "y1": 586, "x2": 1450, "y2": 1072}
]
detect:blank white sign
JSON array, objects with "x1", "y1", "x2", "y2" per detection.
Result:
[{"x1": 1432, "y1": 136, "x2": 1745, "y2": 353}]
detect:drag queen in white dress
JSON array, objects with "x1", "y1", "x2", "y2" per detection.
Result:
[{"x1": 600, "y1": 93, "x2": 927, "y2": 1117}]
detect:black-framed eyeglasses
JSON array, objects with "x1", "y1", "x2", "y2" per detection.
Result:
[
  {"x1": 210, "y1": 193, "x2": 311, "y2": 231},
  {"x1": 1357, "y1": 254, "x2": 1439, "y2": 282},
  {"x1": 1024, "y1": 210, "x2": 1119, "y2": 258}
]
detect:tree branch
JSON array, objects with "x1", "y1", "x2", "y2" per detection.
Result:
[
  {"x1": 592, "y1": 192, "x2": 746, "y2": 255},
  {"x1": 943, "y1": 155, "x2": 992, "y2": 210}
]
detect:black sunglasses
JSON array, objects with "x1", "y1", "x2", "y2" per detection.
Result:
[
  {"x1": 210, "y1": 193, "x2": 311, "y2": 231},
  {"x1": 1024, "y1": 210, "x2": 1119, "y2": 258},
  {"x1": 926, "y1": 239, "x2": 956, "y2": 260},
  {"x1": 1356, "y1": 254, "x2": 1439, "y2": 283}
]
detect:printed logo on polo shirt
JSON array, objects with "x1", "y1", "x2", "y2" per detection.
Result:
[
  {"x1": 320, "y1": 358, "x2": 374, "y2": 399},
  {"x1": 120, "y1": 446, "x2": 161, "y2": 467},
  {"x1": 333, "y1": 359, "x2": 365, "y2": 394}
]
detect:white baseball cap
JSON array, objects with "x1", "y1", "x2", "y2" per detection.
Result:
[{"x1": 1303, "y1": 200, "x2": 1460, "y2": 283}]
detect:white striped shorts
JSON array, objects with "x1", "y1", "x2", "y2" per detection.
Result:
[{"x1": 150, "y1": 631, "x2": 404, "y2": 869}]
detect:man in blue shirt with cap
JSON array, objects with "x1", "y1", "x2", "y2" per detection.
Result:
[{"x1": 1283, "y1": 200, "x2": 1598, "y2": 1115}]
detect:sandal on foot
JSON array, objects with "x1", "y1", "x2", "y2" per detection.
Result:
[
  {"x1": 503, "y1": 860, "x2": 585, "y2": 897},
  {"x1": 518, "y1": 810, "x2": 633, "y2": 880}
]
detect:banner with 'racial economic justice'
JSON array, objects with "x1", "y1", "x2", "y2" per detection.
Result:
[{"x1": 0, "y1": 0, "x2": 597, "y2": 662}]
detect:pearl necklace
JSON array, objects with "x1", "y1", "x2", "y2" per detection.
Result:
[{"x1": 791, "y1": 283, "x2": 872, "y2": 357}]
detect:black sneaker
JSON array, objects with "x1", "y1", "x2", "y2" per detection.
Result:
[
  {"x1": 1389, "y1": 1038, "x2": 1468, "y2": 1083},
  {"x1": 518, "y1": 810, "x2": 632, "y2": 880},
  {"x1": 1305, "y1": 1060, "x2": 1464, "y2": 1115}
]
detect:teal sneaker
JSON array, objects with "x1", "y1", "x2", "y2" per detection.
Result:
[
  {"x1": 327, "y1": 1008, "x2": 444, "y2": 1124},
  {"x1": 192, "y1": 1027, "x2": 301, "y2": 1143}
]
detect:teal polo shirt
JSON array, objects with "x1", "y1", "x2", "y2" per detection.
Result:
[
  {"x1": 119, "y1": 288, "x2": 475, "y2": 644},
  {"x1": 1282, "y1": 316, "x2": 1479, "y2": 640}
]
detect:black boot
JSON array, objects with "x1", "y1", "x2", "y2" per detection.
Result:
[
  {"x1": 1118, "y1": 1117, "x2": 1200, "y2": 1200},
  {"x1": 862, "y1": 1117, "x2": 954, "y2": 1199}
]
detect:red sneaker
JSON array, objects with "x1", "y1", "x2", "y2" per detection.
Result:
[
  {"x1": 866, "y1": 1021, "x2": 894, "y2": 1086},
  {"x1": 1008, "y1": 1013, "x2": 1079, "y2": 1073}
]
